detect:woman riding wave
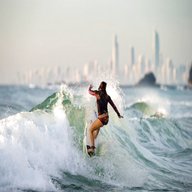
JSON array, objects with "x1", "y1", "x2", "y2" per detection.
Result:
[{"x1": 87, "y1": 81, "x2": 123, "y2": 156}]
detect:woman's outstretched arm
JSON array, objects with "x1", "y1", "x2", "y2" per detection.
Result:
[{"x1": 108, "y1": 96, "x2": 123, "y2": 118}]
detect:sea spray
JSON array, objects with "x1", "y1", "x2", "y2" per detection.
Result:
[{"x1": 0, "y1": 85, "x2": 192, "y2": 191}]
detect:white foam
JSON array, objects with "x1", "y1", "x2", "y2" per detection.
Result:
[
  {"x1": 0, "y1": 106, "x2": 83, "y2": 191},
  {"x1": 0, "y1": 83, "x2": 148, "y2": 191},
  {"x1": 138, "y1": 90, "x2": 170, "y2": 117}
]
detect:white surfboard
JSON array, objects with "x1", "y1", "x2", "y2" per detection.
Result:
[{"x1": 83, "y1": 109, "x2": 107, "y2": 157}]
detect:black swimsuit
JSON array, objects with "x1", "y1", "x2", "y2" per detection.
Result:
[
  {"x1": 97, "y1": 92, "x2": 109, "y2": 114},
  {"x1": 89, "y1": 89, "x2": 120, "y2": 126}
]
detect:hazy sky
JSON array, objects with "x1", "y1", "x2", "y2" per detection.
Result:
[{"x1": 0, "y1": 0, "x2": 192, "y2": 84}]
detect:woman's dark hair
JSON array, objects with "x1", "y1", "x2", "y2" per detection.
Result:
[{"x1": 99, "y1": 81, "x2": 107, "y2": 93}]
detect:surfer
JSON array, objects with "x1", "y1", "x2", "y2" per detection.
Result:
[{"x1": 87, "y1": 81, "x2": 123, "y2": 156}]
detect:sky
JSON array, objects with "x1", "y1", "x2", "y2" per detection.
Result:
[{"x1": 0, "y1": 0, "x2": 192, "y2": 84}]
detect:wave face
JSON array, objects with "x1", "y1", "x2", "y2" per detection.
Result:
[{"x1": 0, "y1": 84, "x2": 192, "y2": 192}]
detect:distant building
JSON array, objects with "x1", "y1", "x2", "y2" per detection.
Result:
[
  {"x1": 137, "y1": 54, "x2": 145, "y2": 79},
  {"x1": 177, "y1": 64, "x2": 186, "y2": 84},
  {"x1": 168, "y1": 59, "x2": 175, "y2": 84},
  {"x1": 152, "y1": 31, "x2": 160, "y2": 73},
  {"x1": 130, "y1": 46, "x2": 135, "y2": 67},
  {"x1": 145, "y1": 58, "x2": 152, "y2": 73},
  {"x1": 111, "y1": 34, "x2": 119, "y2": 76},
  {"x1": 164, "y1": 58, "x2": 170, "y2": 84},
  {"x1": 83, "y1": 63, "x2": 89, "y2": 81}
]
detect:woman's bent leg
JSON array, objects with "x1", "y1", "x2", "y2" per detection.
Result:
[{"x1": 89, "y1": 119, "x2": 103, "y2": 148}]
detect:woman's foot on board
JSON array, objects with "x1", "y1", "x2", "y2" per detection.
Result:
[{"x1": 87, "y1": 145, "x2": 95, "y2": 157}]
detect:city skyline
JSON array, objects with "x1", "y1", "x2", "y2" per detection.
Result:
[
  {"x1": 0, "y1": 0, "x2": 192, "y2": 84},
  {"x1": 16, "y1": 30, "x2": 191, "y2": 86}
]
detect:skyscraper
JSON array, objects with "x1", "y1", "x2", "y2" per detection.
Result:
[
  {"x1": 111, "y1": 34, "x2": 119, "y2": 76},
  {"x1": 152, "y1": 31, "x2": 160, "y2": 72},
  {"x1": 130, "y1": 46, "x2": 135, "y2": 66}
]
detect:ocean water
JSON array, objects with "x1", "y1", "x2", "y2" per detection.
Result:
[{"x1": 0, "y1": 83, "x2": 192, "y2": 192}]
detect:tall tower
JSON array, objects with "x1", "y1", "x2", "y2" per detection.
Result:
[
  {"x1": 130, "y1": 46, "x2": 135, "y2": 66},
  {"x1": 152, "y1": 31, "x2": 160, "y2": 72},
  {"x1": 112, "y1": 34, "x2": 119, "y2": 76}
]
